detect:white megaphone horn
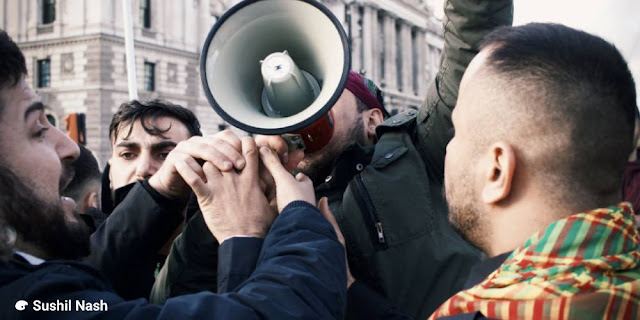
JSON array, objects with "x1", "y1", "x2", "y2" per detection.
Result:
[{"x1": 200, "y1": 0, "x2": 350, "y2": 153}]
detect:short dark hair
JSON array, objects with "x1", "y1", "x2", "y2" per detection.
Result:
[
  {"x1": 63, "y1": 144, "x2": 101, "y2": 202},
  {"x1": 479, "y1": 23, "x2": 637, "y2": 203},
  {"x1": 0, "y1": 30, "x2": 28, "y2": 117},
  {"x1": 109, "y1": 99, "x2": 202, "y2": 143}
]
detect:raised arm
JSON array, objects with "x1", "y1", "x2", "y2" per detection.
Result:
[{"x1": 415, "y1": 0, "x2": 513, "y2": 182}]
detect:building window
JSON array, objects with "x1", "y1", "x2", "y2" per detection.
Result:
[
  {"x1": 140, "y1": 0, "x2": 151, "y2": 29},
  {"x1": 144, "y1": 62, "x2": 155, "y2": 91},
  {"x1": 37, "y1": 59, "x2": 51, "y2": 88},
  {"x1": 42, "y1": 0, "x2": 56, "y2": 24}
]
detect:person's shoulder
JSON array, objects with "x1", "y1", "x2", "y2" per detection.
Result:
[
  {"x1": 16, "y1": 260, "x2": 112, "y2": 296},
  {"x1": 376, "y1": 109, "x2": 418, "y2": 136}
]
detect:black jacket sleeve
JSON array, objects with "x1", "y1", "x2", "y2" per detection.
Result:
[
  {"x1": 19, "y1": 201, "x2": 347, "y2": 320},
  {"x1": 87, "y1": 181, "x2": 185, "y2": 300}
]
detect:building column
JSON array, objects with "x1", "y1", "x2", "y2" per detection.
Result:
[
  {"x1": 348, "y1": 3, "x2": 361, "y2": 73},
  {"x1": 361, "y1": 4, "x2": 374, "y2": 78},
  {"x1": 383, "y1": 13, "x2": 396, "y2": 91},
  {"x1": 417, "y1": 29, "x2": 427, "y2": 96},
  {"x1": 401, "y1": 22, "x2": 412, "y2": 94}
]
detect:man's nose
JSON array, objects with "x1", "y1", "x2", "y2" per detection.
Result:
[
  {"x1": 135, "y1": 154, "x2": 157, "y2": 180},
  {"x1": 56, "y1": 127, "x2": 80, "y2": 166}
]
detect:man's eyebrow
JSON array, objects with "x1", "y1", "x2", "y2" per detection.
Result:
[
  {"x1": 23, "y1": 102, "x2": 44, "y2": 122},
  {"x1": 115, "y1": 141, "x2": 141, "y2": 149},
  {"x1": 151, "y1": 141, "x2": 177, "y2": 152}
]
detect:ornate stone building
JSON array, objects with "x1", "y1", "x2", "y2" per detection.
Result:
[{"x1": 1, "y1": 0, "x2": 442, "y2": 164}]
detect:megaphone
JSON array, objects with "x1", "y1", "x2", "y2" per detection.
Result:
[{"x1": 200, "y1": 0, "x2": 350, "y2": 153}]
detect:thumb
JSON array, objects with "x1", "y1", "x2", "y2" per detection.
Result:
[{"x1": 259, "y1": 146, "x2": 293, "y2": 184}]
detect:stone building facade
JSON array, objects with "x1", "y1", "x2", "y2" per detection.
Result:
[{"x1": 1, "y1": 0, "x2": 442, "y2": 164}]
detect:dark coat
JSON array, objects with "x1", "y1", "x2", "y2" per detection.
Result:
[{"x1": 0, "y1": 202, "x2": 346, "y2": 320}]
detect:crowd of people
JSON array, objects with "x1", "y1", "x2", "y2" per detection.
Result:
[{"x1": 1, "y1": 0, "x2": 639, "y2": 319}]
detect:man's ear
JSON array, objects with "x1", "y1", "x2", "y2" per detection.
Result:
[
  {"x1": 85, "y1": 191, "x2": 99, "y2": 210},
  {"x1": 481, "y1": 142, "x2": 516, "y2": 204},
  {"x1": 364, "y1": 108, "x2": 384, "y2": 143}
]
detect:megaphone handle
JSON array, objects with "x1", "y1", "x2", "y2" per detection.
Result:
[{"x1": 282, "y1": 133, "x2": 306, "y2": 152}]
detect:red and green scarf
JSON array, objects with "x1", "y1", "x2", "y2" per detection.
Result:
[{"x1": 430, "y1": 203, "x2": 640, "y2": 320}]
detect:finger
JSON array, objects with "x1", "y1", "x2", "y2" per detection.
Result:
[
  {"x1": 202, "y1": 161, "x2": 222, "y2": 182},
  {"x1": 175, "y1": 160, "x2": 207, "y2": 198},
  {"x1": 285, "y1": 149, "x2": 305, "y2": 172},
  {"x1": 241, "y1": 137, "x2": 259, "y2": 176},
  {"x1": 216, "y1": 129, "x2": 242, "y2": 152},
  {"x1": 210, "y1": 138, "x2": 246, "y2": 170},
  {"x1": 318, "y1": 197, "x2": 345, "y2": 244},
  {"x1": 175, "y1": 139, "x2": 233, "y2": 171},
  {"x1": 255, "y1": 134, "x2": 289, "y2": 164},
  {"x1": 259, "y1": 146, "x2": 293, "y2": 184},
  {"x1": 295, "y1": 172, "x2": 310, "y2": 182},
  {"x1": 183, "y1": 155, "x2": 205, "y2": 181}
]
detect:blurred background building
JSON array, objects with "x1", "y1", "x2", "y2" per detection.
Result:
[{"x1": 0, "y1": 0, "x2": 443, "y2": 164}]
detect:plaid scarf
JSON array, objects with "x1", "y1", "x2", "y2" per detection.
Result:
[{"x1": 430, "y1": 203, "x2": 640, "y2": 320}]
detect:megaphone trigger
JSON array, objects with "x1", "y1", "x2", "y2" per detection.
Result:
[{"x1": 282, "y1": 134, "x2": 306, "y2": 152}]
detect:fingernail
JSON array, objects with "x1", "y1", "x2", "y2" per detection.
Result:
[
  {"x1": 236, "y1": 159, "x2": 245, "y2": 168},
  {"x1": 283, "y1": 152, "x2": 289, "y2": 164},
  {"x1": 223, "y1": 161, "x2": 232, "y2": 170}
]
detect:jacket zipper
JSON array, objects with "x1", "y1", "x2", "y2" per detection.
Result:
[{"x1": 352, "y1": 174, "x2": 388, "y2": 248}]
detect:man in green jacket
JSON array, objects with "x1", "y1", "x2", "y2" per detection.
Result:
[{"x1": 152, "y1": 1, "x2": 513, "y2": 318}]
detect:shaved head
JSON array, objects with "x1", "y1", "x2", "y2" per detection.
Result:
[
  {"x1": 446, "y1": 23, "x2": 637, "y2": 254},
  {"x1": 468, "y1": 23, "x2": 636, "y2": 207}
]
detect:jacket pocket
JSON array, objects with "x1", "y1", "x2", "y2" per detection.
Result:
[{"x1": 351, "y1": 174, "x2": 389, "y2": 250}]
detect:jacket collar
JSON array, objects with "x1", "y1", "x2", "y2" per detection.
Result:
[{"x1": 315, "y1": 142, "x2": 375, "y2": 193}]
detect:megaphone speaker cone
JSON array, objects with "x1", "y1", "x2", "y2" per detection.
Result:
[{"x1": 201, "y1": 0, "x2": 350, "y2": 140}]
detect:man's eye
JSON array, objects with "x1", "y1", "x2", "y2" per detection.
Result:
[
  {"x1": 157, "y1": 152, "x2": 169, "y2": 161},
  {"x1": 33, "y1": 126, "x2": 49, "y2": 140},
  {"x1": 120, "y1": 152, "x2": 136, "y2": 160}
]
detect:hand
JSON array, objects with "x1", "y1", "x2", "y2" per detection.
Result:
[
  {"x1": 318, "y1": 197, "x2": 355, "y2": 288},
  {"x1": 148, "y1": 130, "x2": 245, "y2": 199},
  {"x1": 177, "y1": 137, "x2": 276, "y2": 241},
  {"x1": 259, "y1": 146, "x2": 315, "y2": 212},
  {"x1": 255, "y1": 134, "x2": 304, "y2": 172}
]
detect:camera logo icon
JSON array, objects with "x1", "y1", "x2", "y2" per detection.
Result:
[{"x1": 15, "y1": 300, "x2": 28, "y2": 311}]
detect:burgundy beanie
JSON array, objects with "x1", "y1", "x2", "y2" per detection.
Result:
[{"x1": 345, "y1": 71, "x2": 389, "y2": 117}]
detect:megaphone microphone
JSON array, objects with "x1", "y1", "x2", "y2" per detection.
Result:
[
  {"x1": 201, "y1": 0, "x2": 350, "y2": 153},
  {"x1": 260, "y1": 50, "x2": 333, "y2": 152}
]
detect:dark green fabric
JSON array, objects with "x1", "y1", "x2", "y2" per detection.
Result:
[
  {"x1": 318, "y1": 111, "x2": 480, "y2": 319},
  {"x1": 316, "y1": 1, "x2": 514, "y2": 317},
  {"x1": 149, "y1": 211, "x2": 219, "y2": 304}
]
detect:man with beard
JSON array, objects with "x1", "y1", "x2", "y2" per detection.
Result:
[
  {"x1": 0, "y1": 30, "x2": 347, "y2": 320},
  {"x1": 308, "y1": 23, "x2": 640, "y2": 320},
  {"x1": 337, "y1": 23, "x2": 640, "y2": 320},
  {"x1": 431, "y1": 22, "x2": 640, "y2": 319},
  {"x1": 153, "y1": 1, "x2": 514, "y2": 319}
]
